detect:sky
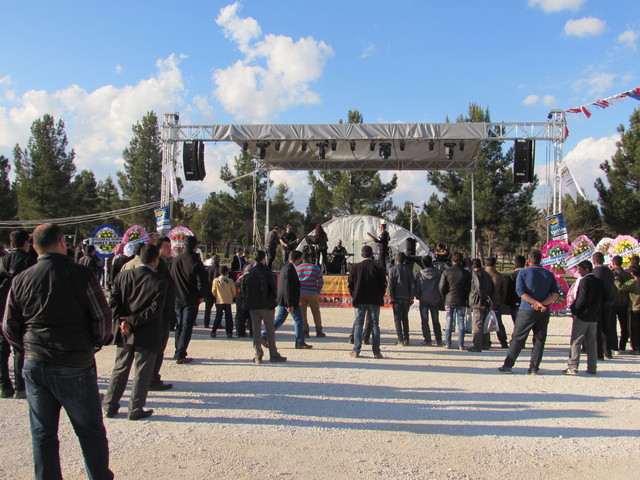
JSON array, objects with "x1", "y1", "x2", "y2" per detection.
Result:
[{"x1": 1, "y1": 0, "x2": 639, "y2": 214}]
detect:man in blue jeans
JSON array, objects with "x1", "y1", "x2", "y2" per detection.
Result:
[
  {"x1": 170, "y1": 235, "x2": 209, "y2": 364},
  {"x1": 348, "y1": 245, "x2": 387, "y2": 359},
  {"x1": 3, "y1": 223, "x2": 114, "y2": 480},
  {"x1": 262, "y1": 250, "x2": 313, "y2": 349},
  {"x1": 499, "y1": 249, "x2": 560, "y2": 374},
  {"x1": 439, "y1": 252, "x2": 472, "y2": 350}
]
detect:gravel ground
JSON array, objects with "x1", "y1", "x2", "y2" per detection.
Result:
[{"x1": 1, "y1": 307, "x2": 639, "y2": 480}]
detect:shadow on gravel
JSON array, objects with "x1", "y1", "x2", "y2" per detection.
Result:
[{"x1": 141, "y1": 378, "x2": 640, "y2": 438}]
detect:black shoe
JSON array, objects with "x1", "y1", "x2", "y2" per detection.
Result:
[
  {"x1": 498, "y1": 365, "x2": 512, "y2": 374},
  {"x1": 316, "y1": 331, "x2": 326, "y2": 337},
  {"x1": 421, "y1": 340, "x2": 433, "y2": 346},
  {"x1": 253, "y1": 356, "x2": 263, "y2": 364},
  {"x1": 363, "y1": 340, "x2": 370, "y2": 345},
  {"x1": 527, "y1": 368, "x2": 539, "y2": 375},
  {"x1": 270, "y1": 355, "x2": 287, "y2": 362},
  {"x1": 227, "y1": 333, "x2": 233, "y2": 339},
  {"x1": 104, "y1": 406, "x2": 119, "y2": 418},
  {"x1": 295, "y1": 342, "x2": 313, "y2": 349},
  {"x1": 129, "y1": 409, "x2": 154, "y2": 421},
  {"x1": 348, "y1": 337, "x2": 354, "y2": 344},
  {"x1": 466, "y1": 347, "x2": 482, "y2": 352},
  {"x1": 0, "y1": 387, "x2": 15, "y2": 399},
  {"x1": 304, "y1": 331, "x2": 310, "y2": 338},
  {"x1": 148, "y1": 382, "x2": 173, "y2": 391},
  {"x1": 210, "y1": 330, "x2": 216, "y2": 338},
  {"x1": 13, "y1": 389, "x2": 26, "y2": 399},
  {"x1": 238, "y1": 333, "x2": 247, "y2": 338}
]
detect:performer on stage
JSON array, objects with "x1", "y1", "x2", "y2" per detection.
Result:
[
  {"x1": 330, "y1": 240, "x2": 348, "y2": 274},
  {"x1": 368, "y1": 224, "x2": 390, "y2": 272},
  {"x1": 279, "y1": 225, "x2": 300, "y2": 263},
  {"x1": 312, "y1": 224, "x2": 329, "y2": 271}
]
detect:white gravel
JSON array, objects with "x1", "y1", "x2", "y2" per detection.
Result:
[{"x1": 1, "y1": 307, "x2": 639, "y2": 480}]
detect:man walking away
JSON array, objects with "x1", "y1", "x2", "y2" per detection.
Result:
[
  {"x1": 499, "y1": 250, "x2": 559, "y2": 374},
  {"x1": 0, "y1": 229, "x2": 36, "y2": 399},
  {"x1": 3, "y1": 223, "x2": 114, "y2": 480},
  {"x1": 211, "y1": 266, "x2": 236, "y2": 338},
  {"x1": 170, "y1": 235, "x2": 209, "y2": 364},
  {"x1": 241, "y1": 251, "x2": 287, "y2": 363},
  {"x1": 296, "y1": 252, "x2": 326, "y2": 337},
  {"x1": 348, "y1": 245, "x2": 387, "y2": 359},
  {"x1": 485, "y1": 257, "x2": 510, "y2": 348},
  {"x1": 388, "y1": 252, "x2": 414, "y2": 346},
  {"x1": 414, "y1": 255, "x2": 443, "y2": 346},
  {"x1": 439, "y1": 252, "x2": 472, "y2": 350},
  {"x1": 564, "y1": 260, "x2": 605, "y2": 375},
  {"x1": 592, "y1": 252, "x2": 616, "y2": 359},
  {"x1": 467, "y1": 258, "x2": 494, "y2": 352},
  {"x1": 103, "y1": 244, "x2": 166, "y2": 420}
]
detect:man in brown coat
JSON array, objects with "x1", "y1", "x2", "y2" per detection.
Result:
[{"x1": 485, "y1": 257, "x2": 510, "y2": 348}]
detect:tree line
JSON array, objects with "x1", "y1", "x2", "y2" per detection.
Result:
[{"x1": 2, "y1": 106, "x2": 639, "y2": 256}]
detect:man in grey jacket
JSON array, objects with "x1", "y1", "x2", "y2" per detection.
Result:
[
  {"x1": 415, "y1": 255, "x2": 443, "y2": 346},
  {"x1": 388, "y1": 252, "x2": 414, "y2": 346},
  {"x1": 467, "y1": 258, "x2": 494, "y2": 352}
]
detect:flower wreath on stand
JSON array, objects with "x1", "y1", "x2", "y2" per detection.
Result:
[
  {"x1": 89, "y1": 224, "x2": 122, "y2": 258},
  {"x1": 168, "y1": 226, "x2": 194, "y2": 257},
  {"x1": 122, "y1": 225, "x2": 150, "y2": 253},
  {"x1": 541, "y1": 240, "x2": 570, "y2": 275},
  {"x1": 608, "y1": 235, "x2": 638, "y2": 268},
  {"x1": 565, "y1": 235, "x2": 595, "y2": 278},
  {"x1": 595, "y1": 237, "x2": 614, "y2": 264}
]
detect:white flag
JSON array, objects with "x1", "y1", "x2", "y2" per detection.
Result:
[
  {"x1": 558, "y1": 161, "x2": 585, "y2": 203},
  {"x1": 161, "y1": 163, "x2": 179, "y2": 200}
]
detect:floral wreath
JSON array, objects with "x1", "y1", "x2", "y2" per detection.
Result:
[
  {"x1": 550, "y1": 275, "x2": 568, "y2": 312},
  {"x1": 168, "y1": 226, "x2": 194, "y2": 256},
  {"x1": 565, "y1": 235, "x2": 595, "y2": 278},
  {"x1": 89, "y1": 224, "x2": 122, "y2": 258},
  {"x1": 123, "y1": 225, "x2": 149, "y2": 245},
  {"x1": 541, "y1": 240, "x2": 570, "y2": 274},
  {"x1": 608, "y1": 235, "x2": 638, "y2": 268}
]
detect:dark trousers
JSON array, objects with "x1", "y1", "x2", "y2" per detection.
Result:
[
  {"x1": 23, "y1": 360, "x2": 113, "y2": 480},
  {"x1": 419, "y1": 302, "x2": 442, "y2": 343},
  {"x1": 600, "y1": 305, "x2": 617, "y2": 356},
  {"x1": 104, "y1": 345, "x2": 156, "y2": 415},
  {"x1": 235, "y1": 305, "x2": 252, "y2": 336},
  {"x1": 174, "y1": 301, "x2": 199, "y2": 359},
  {"x1": 392, "y1": 299, "x2": 411, "y2": 342},
  {"x1": 0, "y1": 334, "x2": 24, "y2": 391},
  {"x1": 151, "y1": 320, "x2": 171, "y2": 386},
  {"x1": 266, "y1": 248, "x2": 276, "y2": 270},
  {"x1": 613, "y1": 306, "x2": 629, "y2": 350},
  {"x1": 630, "y1": 311, "x2": 640, "y2": 351},
  {"x1": 213, "y1": 304, "x2": 234, "y2": 335},
  {"x1": 503, "y1": 308, "x2": 550, "y2": 371},
  {"x1": 493, "y1": 309, "x2": 509, "y2": 347},
  {"x1": 203, "y1": 294, "x2": 215, "y2": 328}
]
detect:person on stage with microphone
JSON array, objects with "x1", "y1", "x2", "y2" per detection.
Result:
[{"x1": 368, "y1": 224, "x2": 390, "y2": 273}]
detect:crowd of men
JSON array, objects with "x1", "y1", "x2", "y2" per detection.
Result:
[{"x1": 2, "y1": 222, "x2": 640, "y2": 479}]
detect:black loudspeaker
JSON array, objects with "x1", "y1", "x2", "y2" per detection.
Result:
[
  {"x1": 183, "y1": 140, "x2": 206, "y2": 181},
  {"x1": 513, "y1": 139, "x2": 534, "y2": 183},
  {"x1": 405, "y1": 237, "x2": 416, "y2": 256}
]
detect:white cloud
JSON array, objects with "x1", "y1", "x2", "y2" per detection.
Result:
[
  {"x1": 564, "y1": 135, "x2": 619, "y2": 198},
  {"x1": 521, "y1": 94, "x2": 556, "y2": 107},
  {"x1": 573, "y1": 72, "x2": 616, "y2": 97},
  {"x1": 192, "y1": 94, "x2": 215, "y2": 118},
  {"x1": 0, "y1": 54, "x2": 187, "y2": 180},
  {"x1": 522, "y1": 94, "x2": 539, "y2": 105},
  {"x1": 212, "y1": 3, "x2": 334, "y2": 123},
  {"x1": 115, "y1": 64, "x2": 123, "y2": 73},
  {"x1": 360, "y1": 44, "x2": 376, "y2": 59},
  {"x1": 529, "y1": 0, "x2": 585, "y2": 13},
  {"x1": 542, "y1": 95, "x2": 557, "y2": 106},
  {"x1": 564, "y1": 17, "x2": 606, "y2": 37},
  {"x1": 618, "y1": 29, "x2": 639, "y2": 51}
]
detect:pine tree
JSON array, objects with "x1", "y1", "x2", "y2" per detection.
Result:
[
  {"x1": 14, "y1": 114, "x2": 76, "y2": 220},
  {"x1": 0, "y1": 155, "x2": 17, "y2": 220},
  {"x1": 595, "y1": 108, "x2": 640, "y2": 235},
  {"x1": 425, "y1": 104, "x2": 538, "y2": 256},
  {"x1": 117, "y1": 111, "x2": 162, "y2": 229},
  {"x1": 562, "y1": 194, "x2": 605, "y2": 240}
]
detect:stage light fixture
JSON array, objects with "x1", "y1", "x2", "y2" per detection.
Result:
[
  {"x1": 429, "y1": 140, "x2": 435, "y2": 151},
  {"x1": 370, "y1": 141, "x2": 375, "y2": 151},
  {"x1": 274, "y1": 140, "x2": 281, "y2": 151},
  {"x1": 173, "y1": 114, "x2": 180, "y2": 123},
  {"x1": 459, "y1": 140, "x2": 465, "y2": 151},
  {"x1": 350, "y1": 141, "x2": 356, "y2": 152},
  {"x1": 444, "y1": 142, "x2": 455, "y2": 160},
  {"x1": 256, "y1": 141, "x2": 269, "y2": 160},
  {"x1": 316, "y1": 141, "x2": 328, "y2": 160},
  {"x1": 399, "y1": 140, "x2": 405, "y2": 151},
  {"x1": 301, "y1": 141, "x2": 307, "y2": 152},
  {"x1": 379, "y1": 142, "x2": 391, "y2": 160},
  {"x1": 242, "y1": 142, "x2": 249, "y2": 151}
]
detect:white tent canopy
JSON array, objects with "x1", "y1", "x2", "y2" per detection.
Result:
[{"x1": 298, "y1": 214, "x2": 431, "y2": 262}]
